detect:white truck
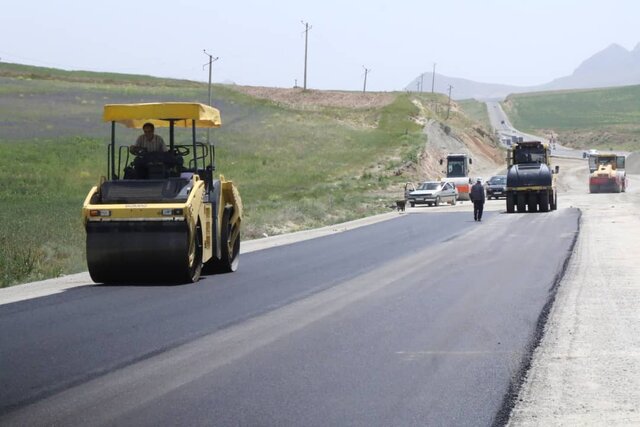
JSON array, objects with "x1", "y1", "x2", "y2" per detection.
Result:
[{"x1": 439, "y1": 154, "x2": 473, "y2": 201}]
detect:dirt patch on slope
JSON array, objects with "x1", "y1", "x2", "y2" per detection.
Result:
[
  {"x1": 232, "y1": 86, "x2": 396, "y2": 110},
  {"x1": 418, "y1": 119, "x2": 504, "y2": 181}
]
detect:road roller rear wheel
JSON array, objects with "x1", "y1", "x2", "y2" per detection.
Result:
[
  {"x1": 539, "y1": 190, "x2": 549, "y2": 212},
  {"x1": 219, "y1": 207, "x2": 240, "y2": 272},
  {"x1": 184, "y1": 222, "x2": 203, "y2": 283},
  {"x1": 506, "y1": 192, "x2": 515, "y2": 213},
  {"x1": 527, "y1": 193, "x2": 538, "y2": 213},
  {"x1": 203, "y1": 206, "x2": 240, "y2": 274},
  {"x1": 516, "y1": 192, "x2": 526, "y2": 212}
]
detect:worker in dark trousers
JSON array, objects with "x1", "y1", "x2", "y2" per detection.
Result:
[{"x1": 470, "y1": 177, "x2": 485, "y2": 221}]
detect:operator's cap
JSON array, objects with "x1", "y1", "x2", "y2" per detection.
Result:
[{"x1": 476, "y1": 177, "x2": 482, "y2": 182}]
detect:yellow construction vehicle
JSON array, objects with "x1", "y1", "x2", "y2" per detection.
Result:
[
  {"x1": 82, "y1": 102, "x2": 242, "y2": 283},
  {"x1": 588, "y1": 153, "x2": 627, "y2": 193}
]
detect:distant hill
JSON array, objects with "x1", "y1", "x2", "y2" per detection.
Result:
[
  {"x1": 502, "y1": 84, "x2": 640, "y2": 152},
  {"x1": 407, "y1": 43, "x2": 640, "y2": 100},
  {"x1": 540, "y1": 43, "x2": 640, "y2": 91}
]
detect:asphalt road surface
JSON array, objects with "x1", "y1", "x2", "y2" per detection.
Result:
[{"x1": 1, "y1": 201, "x2": 579, "y2": 426}]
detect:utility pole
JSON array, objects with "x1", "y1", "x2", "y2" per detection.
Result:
[
  {"x1": 446, "y1": 84, "x2": 453, "y2": 119},
  {"x1": 420, "y1": 73, "x2": 424, "y2": 93},
  {"x1": 431, "y1": 63, "x2": 436, "y2": 93},
  {"x1": 301, "y1": 21, "x2": 312, "y2": 90},
  {"x1": 203, "y1": 50, "x2": 219, "y2": 142},
  {"x1": 362, "y1": 66, "x2": 371, "y2": 93}
]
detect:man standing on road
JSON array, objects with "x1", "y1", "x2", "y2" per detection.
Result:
[{"x1": 470, "y1": 178, "x2": 485, "y2": 222}]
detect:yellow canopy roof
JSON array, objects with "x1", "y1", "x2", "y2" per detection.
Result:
[{"x1": 103, "y1": 102, "x2": 221, "y2": 128}]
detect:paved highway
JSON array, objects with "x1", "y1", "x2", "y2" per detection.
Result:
[
  {"x1": 1, "y1": 204, "x2": 579, "y2": 426},
  {"x1": 485, "y1": 101, "x2": 583, "y2": 159}
]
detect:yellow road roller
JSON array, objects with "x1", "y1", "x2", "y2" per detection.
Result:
[{"x1": 82, "y1": 102, "x2": 242, "y2": 283}]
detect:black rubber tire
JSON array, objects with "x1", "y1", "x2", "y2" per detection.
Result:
[
  {"x1": 184, "y1": 221, "x2": 203, "y2": 283},
  {"x1": 550, "y1": 191, "x2": 557, "y2": 211},
  {"x1": 506, "y1": 193, "x2": 515, "y2": 213},
  {"x1": 516, "y1": 193, "x2": 526, "y2": 213},
  {"x1": 539, "y1": 190, "x2": 549, "y2": 212},
  {"x1": 410, "y1": 202, "x2": 415, "y2": 207},
  {"x1": 435, "y1": 196, "x2": 440, "y2": 207},
  {"x1": 202, "y1": 207, "x2": 240, "y2": 274},
  {"x1": 528, "y1": 193, "x2": 538, "y2": 213},
  {"x1": 218, "y1": 207, "x2": 240, "y2": 273}
]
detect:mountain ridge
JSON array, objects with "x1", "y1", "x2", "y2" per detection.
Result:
[{"x1": 407, "y1": 43, "x2": 640, "y2": 100}]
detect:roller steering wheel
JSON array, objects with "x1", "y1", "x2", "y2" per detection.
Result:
[
  {"x1": 130, "y1": 145, "x2": 147, "y2": 156},
  {"x1": 173, "y1": 146, "x2": 190, "y2": 156}
]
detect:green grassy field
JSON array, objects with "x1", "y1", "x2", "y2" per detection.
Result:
[
  {"x1": 0, "y1": 63, "x2": 434, "y2": 287},
  {"x1": 502, "y1": 85, "x2": 640, "y2": 151}
]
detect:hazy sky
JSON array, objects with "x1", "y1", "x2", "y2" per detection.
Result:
[{"x1": 1, "y1": 0, "x2": 638, "y2": 92}]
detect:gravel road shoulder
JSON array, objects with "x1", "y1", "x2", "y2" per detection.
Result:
[{"x1": 508, "y1": 158, "x2": 640, "y2": 425}]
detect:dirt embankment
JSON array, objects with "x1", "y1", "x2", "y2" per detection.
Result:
[
  {"x1": 234, "y1": 87, "x2": 504, "y2": 193},
  {"x1": 232, "y1": 86, "x2": 397, "y2": 110},
  {"x1": 416, "y1": 118, "x2": 504, "y2": 182}
]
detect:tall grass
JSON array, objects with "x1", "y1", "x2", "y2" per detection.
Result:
[{"x1": 0, "y1": 137, "x2": 103, "y2": 285}]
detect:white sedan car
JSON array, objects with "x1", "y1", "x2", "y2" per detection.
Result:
[{"x1": 407, "y1": 181, "x2": 458, "y2": 207}]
